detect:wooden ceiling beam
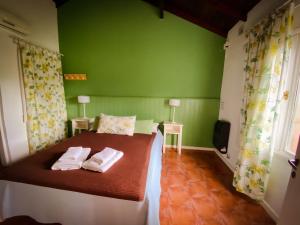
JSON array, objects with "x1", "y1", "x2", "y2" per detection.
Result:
[
  {"x1": 205, "y1": 0, "x2": 247, "y2": 21},
  {"x1": 159, "y1": 0, "x2": 164, "y2": 19},
  {"x1": 165, "y1": 4, "x2": 227, "y2": 37},
  {"x1": 52, "y1": 0, "x2": 69, "y2": 8}
]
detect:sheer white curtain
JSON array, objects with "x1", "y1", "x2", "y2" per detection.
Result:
[{"x1": 233, "y1": 4, "x2": 294, "y2": 200}]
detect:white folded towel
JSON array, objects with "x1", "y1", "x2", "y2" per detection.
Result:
[
  {"x1": 83, "y1": 151, "x2": 124, "y2": 173},
  {"x1": 99, "y1": 151, "x2": 123, "y2": 172},
  {"x1": 51, "y1": 148, "x2": 91, "y2": 171},
  {"x1": 60, "y1": 146, "x2": 83, "y2": 161},
  {"x1": 51, "y1": 161, "x2": 83, "y2": 171},
  {"x1": 91, "y1": 147, "x2": 118, "y2": 164}
]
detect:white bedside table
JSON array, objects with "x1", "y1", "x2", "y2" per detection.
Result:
[
  {"x1": 71, "y1": 117, "x2": 94, "y2": 136},
  {"x1": 163, "y1": 121, "x2": 183, "y2": 155}
]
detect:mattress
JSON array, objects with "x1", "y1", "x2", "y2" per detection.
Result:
[
  {"x1": 0, "y1": 131, "x2": 163, "y2": 225},
  {"x1": 0, "y1": 132, "x2": 155, "y2": 201}
]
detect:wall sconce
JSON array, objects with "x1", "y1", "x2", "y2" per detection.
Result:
[{"x1": 64, "y1": 74, "x2": 87, "y2": 80}]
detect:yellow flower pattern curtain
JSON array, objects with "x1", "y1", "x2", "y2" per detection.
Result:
[
  {"x1": 233, "y1": 4, "x2": 294, "y2": 200},
  {"x1": 20, "y1": 44, "x2": 67, "y2": 153}
]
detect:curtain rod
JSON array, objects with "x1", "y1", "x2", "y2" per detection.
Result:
[
  {"x1": 244, "y1": 1, "x2": 294, "y2": 34},
  {"x1": 9, "y1": 35, "x2": 64, "y2": 56},
  {"x1": 277, "y1": 0, "x2": 293, "y2": 11}
]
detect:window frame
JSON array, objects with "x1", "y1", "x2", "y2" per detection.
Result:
[{"x1": 276, "y1": 29, "x2": 300, "y2": 157}]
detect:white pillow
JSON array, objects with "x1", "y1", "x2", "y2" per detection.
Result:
[{"x1": 97, "y1": 113, "x2": 136, "y2": 136}]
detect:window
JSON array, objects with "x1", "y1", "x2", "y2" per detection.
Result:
[
  {"x1": 276, "y1": 32, "x2": 300, "y2": 156},
  {"x1": 288, "y1": 97, "x2": 300, "y2": 154}
]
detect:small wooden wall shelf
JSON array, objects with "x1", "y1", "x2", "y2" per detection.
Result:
[{"x1": 64, "y1": 74, "x2": 87, "y2": 80}]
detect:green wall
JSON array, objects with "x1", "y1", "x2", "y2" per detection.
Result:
[
  {"x1": 67, "y1": 96, "x2": 219, "y2": 147},
  {"x1": 58, "y1": 0, "x2": 225, "y2": 147}
]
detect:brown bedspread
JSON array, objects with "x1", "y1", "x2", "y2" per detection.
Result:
[
  {"x1": 0, "y1": 132, "x2": 156, "y2": 201},
  {"x1": 0, "y1": 216, "x2": 61, "y2": 225}
]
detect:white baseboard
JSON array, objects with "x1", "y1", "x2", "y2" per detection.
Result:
[
  {"x1": 164, "y1": 145, "x2": 214, "y2": 151},
  {"x1": 166, "y1": 144, "x2": 233, "y2": 171},
  {"x1": 166, "y1": 144, "x2": 235, "y2": 171},
  {"x1": 214, "y1": 151, "x2": 279, "y2": 222},
  {"x1": 214, "y1": 150, "x2": 235, "y2": 172},
  {"x1": 165, "y1": 144, "x2": 278, "y2": 222},
  {"x1": 214, "y1": 150, "x2": 279, "y2": 222},
  {"x1": 261, "y1": 200, "x2": 279, "y2": 222}
]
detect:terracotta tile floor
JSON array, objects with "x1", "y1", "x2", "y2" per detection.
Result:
[{"x1": 160, "y1": 149, "x2": 276, "y2": 225}]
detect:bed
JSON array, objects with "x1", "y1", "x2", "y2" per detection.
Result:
[{"x1": 0, "y1": 130, "x2": 163, "y2": 225}]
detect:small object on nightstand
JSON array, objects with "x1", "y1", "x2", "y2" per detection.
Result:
[
  {"x1": 77, "y1": 96, "x2": 90, "y2": 118},
  {"x1": 163, "y1": 121, "x2": 183, "y2": 155},
  {"x1": 169, "y1": 99, "x2": 181, "y2": 123},
  {"x1": 71, "y1": 117, "x2": 94, "y2": 136}
]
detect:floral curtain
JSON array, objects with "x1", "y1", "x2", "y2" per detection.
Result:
[
  {"x1": 233, "y1": 4, "x2": 294, "y2": 200},
  {"x1": 20, "y1": 44, "x2": 67, "y2": 153}
]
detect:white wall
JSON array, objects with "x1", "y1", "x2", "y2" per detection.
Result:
[
  {"x1": 0, "y1": 0, "x2": 59, "y2": 164},
  {"x1": 218, "y1": 0, "x2": 300, "y2": 221}
]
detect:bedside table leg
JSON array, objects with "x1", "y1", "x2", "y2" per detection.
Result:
[
  {"x1": 163, "y1": 131, "x2": 166, "y2": 154},
  {"x1": 72, "y1": 123, "x2": 75, "y2": 136},
  {"x1": 178, "y1": 132, "x2": 182, "y2": 155}
]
